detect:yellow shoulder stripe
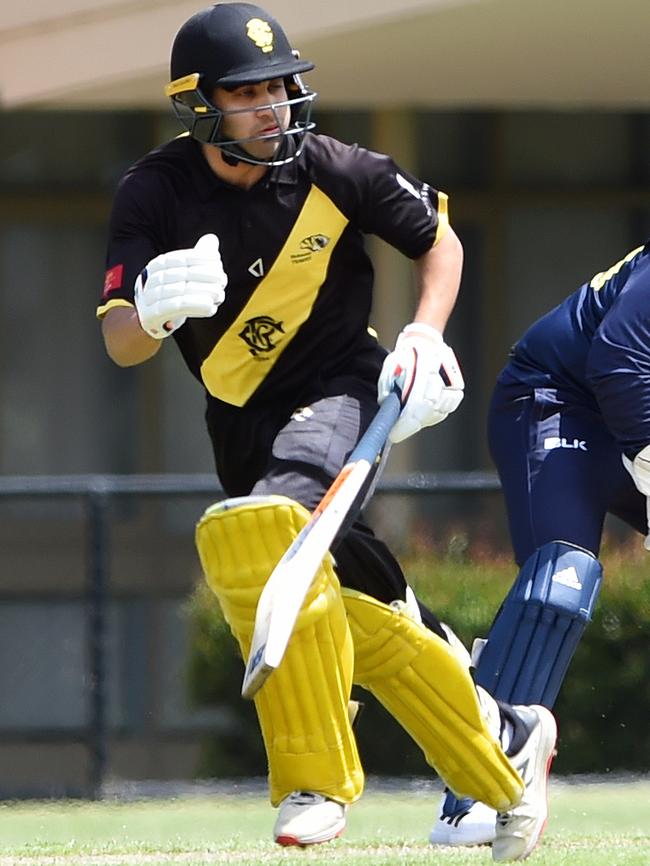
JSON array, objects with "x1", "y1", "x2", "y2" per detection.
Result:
[{"x1": 590, "y1": 245, "x2": 643, "y2": 291}]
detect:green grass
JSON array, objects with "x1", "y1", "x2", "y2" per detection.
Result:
[{"x1": 0, "y1": 780, "x2": 649, "y2": 865}]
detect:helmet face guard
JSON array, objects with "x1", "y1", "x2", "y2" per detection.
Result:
[
  {"x1": 166, "y1": 4, "x2": 317, "y2": 166},
  {"x1": 165, "y1": 71, "x2": 317, "y2": 166}
]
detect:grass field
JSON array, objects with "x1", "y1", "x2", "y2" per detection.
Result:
[{"x1": 0, "y1": 779, "x2": 649, "y2": 866}]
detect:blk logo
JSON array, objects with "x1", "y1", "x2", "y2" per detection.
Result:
[{"x1": 543, "y1": 437, "x2": 587, "y2": 452}]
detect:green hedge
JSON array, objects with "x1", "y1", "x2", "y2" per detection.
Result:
[{"x1": 186, "y1": 547, "x2": 650, "y2": 778}]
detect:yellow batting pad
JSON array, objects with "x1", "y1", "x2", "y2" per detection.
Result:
[
  {"x1": 196, "y1": 496, "x2": 363, "y2": 806},
  {"x1": 342, "y1": 589, "x2": 523, "y2": 812}
]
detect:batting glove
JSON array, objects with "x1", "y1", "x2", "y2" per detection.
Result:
[
  {"x1": 622, "y1": 443, "x2": 650, "y2": 550},
  {"x1": 377, "y1": 322, "x2": 464, "y2": 444},
  {"x1": 134, "y1": 233, "x2": 227, "y2": 339}
]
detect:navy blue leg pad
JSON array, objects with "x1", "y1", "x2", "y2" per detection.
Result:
[{"x1": 474, "y1": 541, "x2": 602, "y2": 708}]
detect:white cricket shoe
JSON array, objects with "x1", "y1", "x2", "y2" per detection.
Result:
[
  {"x1": 273, "y1": 791, "x2": 347, "y2": 847},
  {"x1": 429, "y1": 791, "x2": 496, "y2": 846},
  {"x1": 492, "y1": 705, "x2": 557, "y2": 862}
]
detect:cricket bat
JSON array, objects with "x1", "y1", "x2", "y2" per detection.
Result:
[{"x1": 241, "y1": 389, "x2": 402, "y2": 699}]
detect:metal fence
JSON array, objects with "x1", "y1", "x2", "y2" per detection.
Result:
[{"x1": 0, "y1": 472, "x2": 500, "y2": 799}]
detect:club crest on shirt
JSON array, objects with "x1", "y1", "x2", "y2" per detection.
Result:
[
  {"x1": 239, "y1": 315, "x2": 284, "y2": 357},
  {"x1": 246, "y1": 18, "x2": 273, "y2": 53},
  {"x1": 291, "y1": 234, "x2": 330, "y2": 263}
]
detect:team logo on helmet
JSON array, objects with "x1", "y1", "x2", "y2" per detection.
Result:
[
  {"x1": 246, "y1": 18, "x2": 274, "y2": 53},
  {"x1": 239, "y1": 315, "x2": 284, "y2": 356}
]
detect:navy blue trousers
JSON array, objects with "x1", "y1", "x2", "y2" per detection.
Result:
[
  {"x1": 207, "y1": 386, "x2": 447, "y2": 637},
  {"x1": 488, "y1": 375, "x2": 646, "y2": 565}
]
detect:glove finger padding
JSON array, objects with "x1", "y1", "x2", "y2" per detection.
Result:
[
  {"x1": 145, "y1": 289, "x2": 221, "y2": 316},
  {"x1": 135, "y1": 233, "x2": 228, "y2": 339},
  {"x1": 146, "y1": 232, "x2": 223, "y2": 274},
  {"x1": 145, "y1": 266, "x2": 227, "y2": 296},
  {"x1": 377, "y1": 323, "x2": 464, "y2": 443}
]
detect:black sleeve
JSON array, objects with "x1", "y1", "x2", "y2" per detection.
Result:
[
  {"x1": 310, "y1": 136, "x2": 446, "y2": 259},
  {"x1": 97, "y1": 169, "x2": 175, "y2": 313}
]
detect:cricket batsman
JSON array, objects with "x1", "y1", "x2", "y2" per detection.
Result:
[{"x1": 98, "y1": 4, "x2": 557, "y2": 859}]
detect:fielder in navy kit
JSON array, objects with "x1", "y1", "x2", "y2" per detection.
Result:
[{"x1": 431, "y1": 241, "x2": 650, "y2": 846}]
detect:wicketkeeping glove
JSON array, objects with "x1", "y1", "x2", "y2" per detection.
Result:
[
  {"x1": 377, "y1": 322, "x2": 464, "y2": 444},
  {"x1": 134, "y1": 233, "x2": 227, "y2": 339},
  {"x1": 622, "y1": 443, "x2": 650, "y2": 550}
]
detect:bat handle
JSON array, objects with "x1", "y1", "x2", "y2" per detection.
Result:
[{"x1": 351, "y1": 389, "x2": 402, "y2": 464}]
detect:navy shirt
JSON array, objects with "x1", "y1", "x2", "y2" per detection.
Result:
[
  {"x1": 98, "y1": 132, "x2": 449, "y2": 412},
  {"x1": 502, "y1": 241, "x2": 650, "y2": 459}
]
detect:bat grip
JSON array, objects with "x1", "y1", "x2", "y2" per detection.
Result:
[{"x1": 350, "y1": 390, "x2": 402, "y2": 464}]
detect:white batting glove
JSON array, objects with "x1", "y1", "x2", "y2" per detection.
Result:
[
  {"x1": 622, "y1": 444, "x2": 650, "y2": 550},
  {"x1": 377, "y1": 322, "x2": 464, "y2": 444},
  {"x1": 134, "y1": 233, "x2": 227, "y2": 339}
]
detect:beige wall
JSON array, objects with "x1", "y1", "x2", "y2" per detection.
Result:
[{"x1": 2, "y1": 0, "x2": 649, "y2": 108}]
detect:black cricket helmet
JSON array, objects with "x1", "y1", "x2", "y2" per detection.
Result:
[{"x1": 165, "y1": 3, "x2": 317, "y2": 165}]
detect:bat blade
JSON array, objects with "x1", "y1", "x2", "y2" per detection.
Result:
[{"x1": 241, "y1": 391, "x2": 401, "y2": 700}]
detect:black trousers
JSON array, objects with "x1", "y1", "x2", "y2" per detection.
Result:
[{"x1": 206, "y1": 385, "x2": 447, "y2": 639}]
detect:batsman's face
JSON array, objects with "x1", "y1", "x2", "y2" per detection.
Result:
[{"x1": 214, "y1": 79, "x2": 291, "y2": 159}]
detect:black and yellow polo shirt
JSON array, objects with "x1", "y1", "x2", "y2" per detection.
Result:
[{"x1": 98, "y1": 132, "x2": 449, "y2": 410}]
